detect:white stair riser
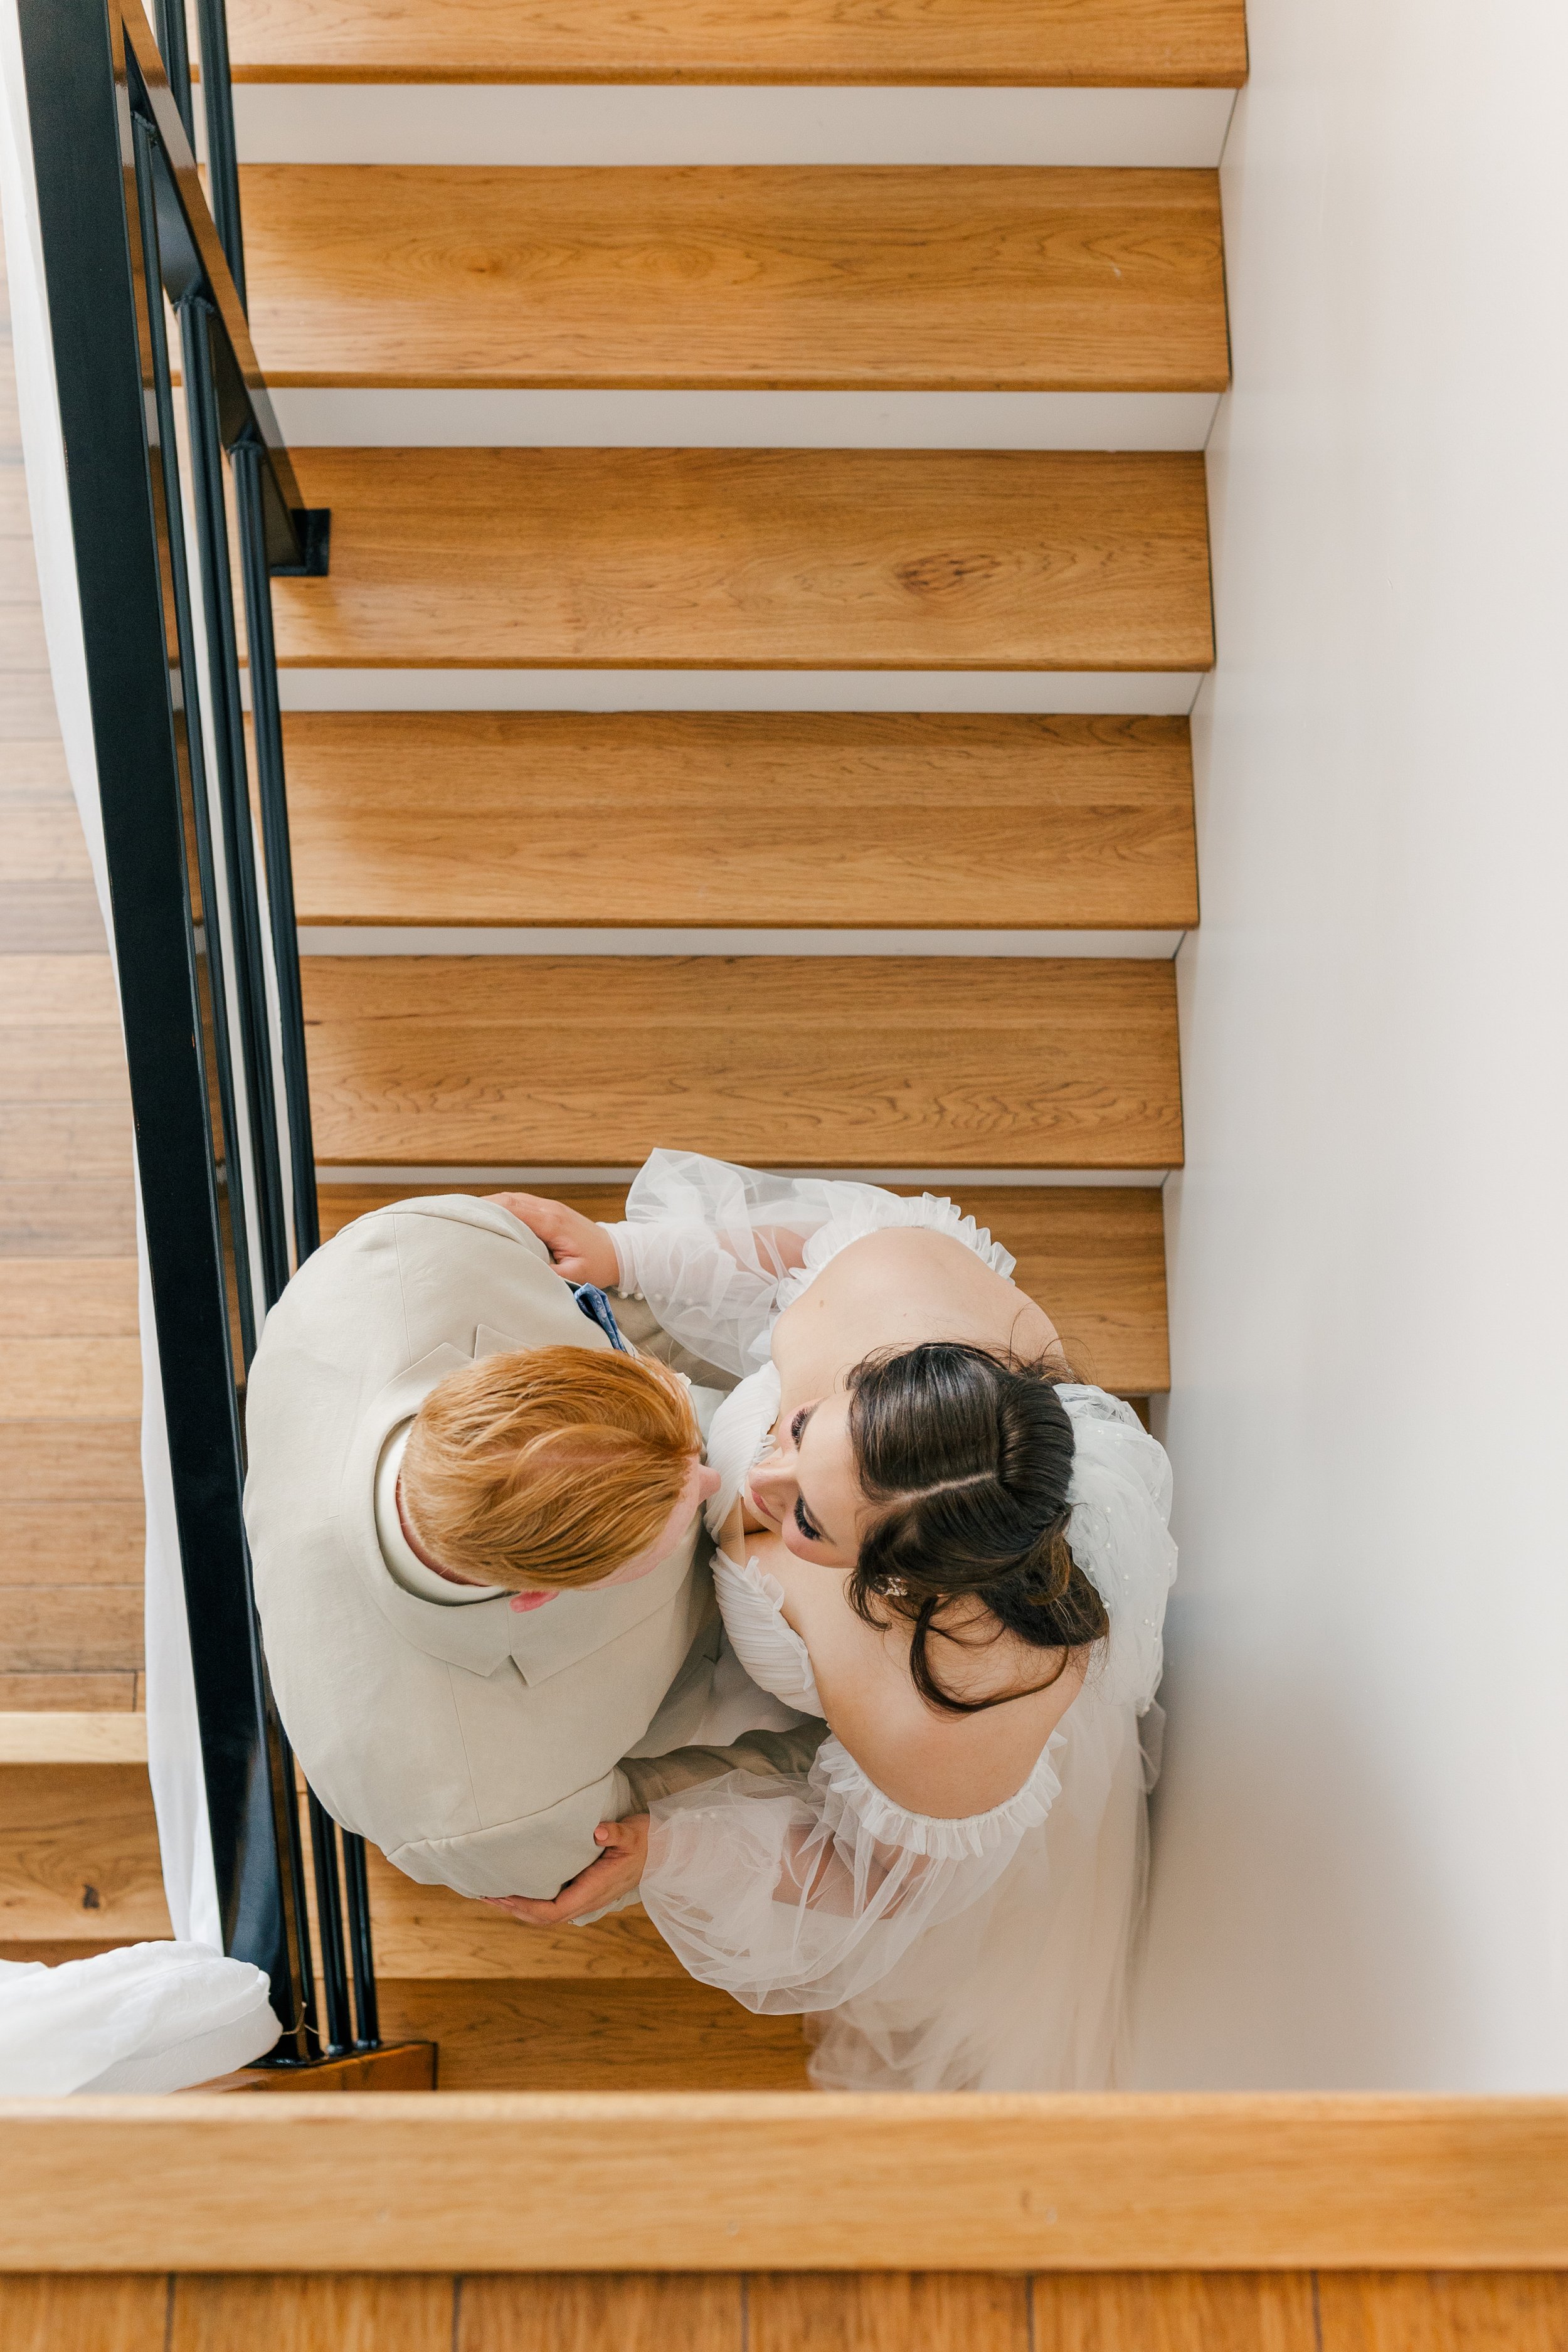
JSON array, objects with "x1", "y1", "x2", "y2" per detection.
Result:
[
  {"x1": 298, "y1": 927, "x2": 1186, "y2": 958},
  {"x1": 228, "y1": 85, "x2": 1237, "y2": 169},
  {"x1": 272, "y1": 390, "x2": 1220, "y2": 452},
  {"x1": 271, "y1": 671, "x2": 1207, "y2": 715}
]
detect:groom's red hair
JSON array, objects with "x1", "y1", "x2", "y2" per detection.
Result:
[{"x1": 401, "y1": 1347, "x2": 700, "y2": 1591}]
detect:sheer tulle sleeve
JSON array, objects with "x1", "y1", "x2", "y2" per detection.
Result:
[
  {"x1": 607, "y1": 1148, "x2": 1016, "y2": 1379},
  {"x1": 637, "y1": 1387, "x2": 1176, "y2": 2024},
  {"x1": 642, "y1": 1730, "x2": 1061, "y2": 2015},
  {"x1": 606, "y1": 1151, "x2": 906, "y2": 1377}
]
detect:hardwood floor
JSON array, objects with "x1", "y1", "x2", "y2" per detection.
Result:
[
  {"x1": 6, "y1": 2272, "x2": 1565, "y2": 2352},
  {"x1": 0, "y1": 222, "x2": 142, "y2": 1712}
]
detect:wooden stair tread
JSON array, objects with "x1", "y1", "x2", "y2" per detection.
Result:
[
  {"x1": 278, "y1": 448, "x2": 1213, "y2": 672},
  {"x1": 320, "y1": 1180, "x2": 1170, "y2": 1394},
  {"x1": 302, "y1": 954, "x2": 1181, "y2": 1170},
  {"x1": 242, "y1": 165, "x2": 1227, "y2": 394},
  {"x1": 286, "y1": 712, "x2": 1197, "y2": 932},
  {"x1": 226, "y1": 0, "x2": 1249, "y2": 87}
]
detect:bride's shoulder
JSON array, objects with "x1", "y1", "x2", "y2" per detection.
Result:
[{"x1": 771, "y1": 1545, "x2": 1083, "y2": 1821}]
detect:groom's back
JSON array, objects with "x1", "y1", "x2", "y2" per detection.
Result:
[{"x1": 243, "y1": 1195, "x2": 718, "y2": 1902}]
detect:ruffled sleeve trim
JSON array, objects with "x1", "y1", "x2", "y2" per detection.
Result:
[
  {"x1": 810, "y1": 1728, "x2": 1063, "y2": 1862},
  {"x1": 710, "y1": 1545, "x2": 824, "y2": 1716},
  {"x1": 775, "y1": 1190, "x2": 1015, "y2": 1311}
]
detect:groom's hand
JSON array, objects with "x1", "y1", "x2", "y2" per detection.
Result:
[
  {"x1": 486, "y1": 1192, "x2": 620, "y2": 1288},
  {"x1": 483, "y1": 1816, "x2": 650, "y2": 1926}
]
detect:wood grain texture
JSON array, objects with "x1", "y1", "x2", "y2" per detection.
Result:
[
  {"x1": 0, "y1": 2275, "x2": 169, "y2": 2352},
  {"x1": 0, "y1": 1183, "x2": 139, "y2": 1256},
  {"x1": 0, "y1": 805, "x2": 97, "y2": 881},
  {"x1": 0, "y1": 1714, "x2": 148, "y2": 1762},
  {"x1": 277, "y1": 448, "x2": 1214, "y2": 673},
  {"x1": 318, "y1": 1182, "x2": 1171, "y2": 1394},
  {"x1": 169, "y1": 2274, "x2": 453, "y2": 2352},
  {"x1": 0, "y1": 1673, "x2": 137, "y2": 1711},
  {"x1": 0, "y1": 1760, "x2": 168, "y2": 1942},
  {"x1": 201, "y1": 2045, "x2": 437, "y2": 2094},
  {"x1": 0, "y1": 1505, "x2": 144, "y2": 1586},
  {"x1": 8, "y1": 2099, "x2": 1568, "y2": 2272},
  {"x1": 375, "y1": 1979, "x2": 812, "y2": 2089},
  {"x1": 0, "y1": 1105, "x2": 134, "y2": 1184},
  {"x1": 0, "y1": 1422, "x2": 142, "y2": 1499},
  {"x1": 361, "y1": 1845, "x2": 684, "y2": 1978},
  {"x1": 0, "y1": 887, "x2": 109, "y2": 953},
  {"x1": 0, "y1": 1589, "x2": 143, "y2": 1673},
  {"x1": 750, "y1": 2272, "x2": 1032, "y2": 2351},
  {"x1": 1034, "y1": 2272, "x2": 1318, "y2": 2351},
  {"x1": 459, "y1": 2275, "x2": 743, "y2": 2351},
  {"x1": 1315, "y1": 2272, "x2": 1568, "y2": 2352},
  {"x1": 283, "y1": 712, "x2": 1198, "y2": 933},
  {"x1": 0, "y1": 1339, "x2": 140, "y2": 1420},
  {"x1": 0, "y1": 1262, "x2": 139, "y2": 1337},
  {"x1": 225, "y1": 0, "x2": 1250, "y2": 85},
  {"x1": 242, "y1": 166, "x2": 1227, "y2": 394},
  {"x1": 0, "y1": 238, "x2": 141, "y2": 1705},
  {"x1": 0, "y1": 957, "x2": 119, "y2": 1024},
  {"x1": 0, "y1": 1035, "x2": 132, "y2": 1104},
  {"x1": 301, "y1": 955, "x2": 1182, "y2": 1171}
]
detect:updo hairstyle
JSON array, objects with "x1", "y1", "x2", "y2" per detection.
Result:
[{"x1": 845, "y1": 1342, "x2": 1109, "y2": 1715}]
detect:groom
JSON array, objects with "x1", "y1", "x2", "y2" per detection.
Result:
[{"x1": 244, "y1": 1191, "x2": 810, "y2": 1915}]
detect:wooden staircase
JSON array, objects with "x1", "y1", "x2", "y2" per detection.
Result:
[
  {"x1": 238, "y1": 0, "x2": 1218, "y2": 2099},
  {"x1": 3, "y1": 0, "x2": 1225, "y2": 2100},
  {"x1": 15, "y1": 4, "x2": 1568, "y2": 2343}
]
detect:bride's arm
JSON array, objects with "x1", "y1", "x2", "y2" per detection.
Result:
[{"x1": 603, "y1": 1152, "x2": 856, "y2": 1375}]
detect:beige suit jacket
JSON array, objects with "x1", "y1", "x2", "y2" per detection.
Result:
[{"x1": 243, "y1": 1194, "x2": 730, "y2": 1900}]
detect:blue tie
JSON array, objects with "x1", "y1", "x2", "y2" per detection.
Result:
[{"x1": 571, "y1": 1283, "x2": 630, "y2": 1353}]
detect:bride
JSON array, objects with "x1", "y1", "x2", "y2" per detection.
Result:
[{"x1": 495, "y1": 1151, "x2": 1176, "y2": 2092}]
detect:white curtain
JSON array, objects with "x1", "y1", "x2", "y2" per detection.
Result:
[{"x1": 0, "y1": 0, "x2": 220, "y2": 1947}]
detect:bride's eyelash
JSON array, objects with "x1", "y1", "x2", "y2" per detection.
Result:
[
  {"x1": 790, "y1": 1407, "x2": 809, "y2": 1444},
  {"x1": 794, "y1": 1495, "x2": 822, "y2": 1544}
]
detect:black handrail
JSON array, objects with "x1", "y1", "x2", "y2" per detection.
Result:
[{"x1": 16, "y1": 0, "x2": 378, "y2": 2062}]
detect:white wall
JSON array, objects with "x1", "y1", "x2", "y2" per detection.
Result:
[{"x1": 1135, "y1": 0, "x2": 1568, "y2": 2089}]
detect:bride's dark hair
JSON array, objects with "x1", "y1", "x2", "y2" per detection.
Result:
[{"x1": 844, "y1": 1342, "x2": 1109, "y2": 1717}]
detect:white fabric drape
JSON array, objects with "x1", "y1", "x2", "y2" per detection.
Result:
[{"x1": 0, "y1": 8, "x2": 218, "y2": 1946}]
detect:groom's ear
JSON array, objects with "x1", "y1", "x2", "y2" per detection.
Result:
[{"x1": 508, "y1": 1589, "x2": 556, "y2": 1614}]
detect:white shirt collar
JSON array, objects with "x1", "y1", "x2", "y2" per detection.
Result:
[{"x1": 373, "y1": 1422, "x2": 507, "y2": 1607}]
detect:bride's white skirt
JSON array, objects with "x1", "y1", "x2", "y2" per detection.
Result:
[{"x1": 645, "y1": 1687, "x2": 1150, "y2": 2094}]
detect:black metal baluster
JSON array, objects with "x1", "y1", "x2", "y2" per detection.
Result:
[
  {"x1": 180, "y1": 286, "x2": 327, "y2": 2058},
  {"x1": 130, "y1": 109, "x2": 257, "y2": 1370},
  {"x1": 232, "y1": 442, "x2": 371, "y2": 2052},
  {"x1": 152, "y1": 0, "x2": 193, "y2": 138},
  {"x1": 339, "y1": 1830, "x2": 380, "y2": 2048},
  {"x1": 178, "y1": 297, "x2": 292, "y2": 1311},
  {"x1": 305, "y1": 1794, "x2": 352, "y2": 2054},
  {"x1": 231, "y1": 440, "x2": 320, "y2": 1264},
  {"x1": 260, "y1": 1703, "x2": 318, "y2": 2058},
  {"x1": 193, "y1": 0, "x2": 244, "y2": 304}
]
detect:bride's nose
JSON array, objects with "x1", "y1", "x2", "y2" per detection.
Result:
[{"x1": 748, "y1": 1446, "x2": 794, "y2": 1510}]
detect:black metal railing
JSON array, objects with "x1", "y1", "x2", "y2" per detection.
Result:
[{"x1": 16, "y1": 0, "x2": 377, "y2": 2063}]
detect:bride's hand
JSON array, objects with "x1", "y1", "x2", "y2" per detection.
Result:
[
  {"x1": 487, "y1": 1191, "x2": 620, "y2": 1288},
  {"x1": 482, "y1": 1816, "x2": 650, "y2": 1927}
]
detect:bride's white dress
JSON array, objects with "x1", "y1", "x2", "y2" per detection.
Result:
[{"x1": 608, "y1": 1150, "x2": 1178, "y2": 2093}]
